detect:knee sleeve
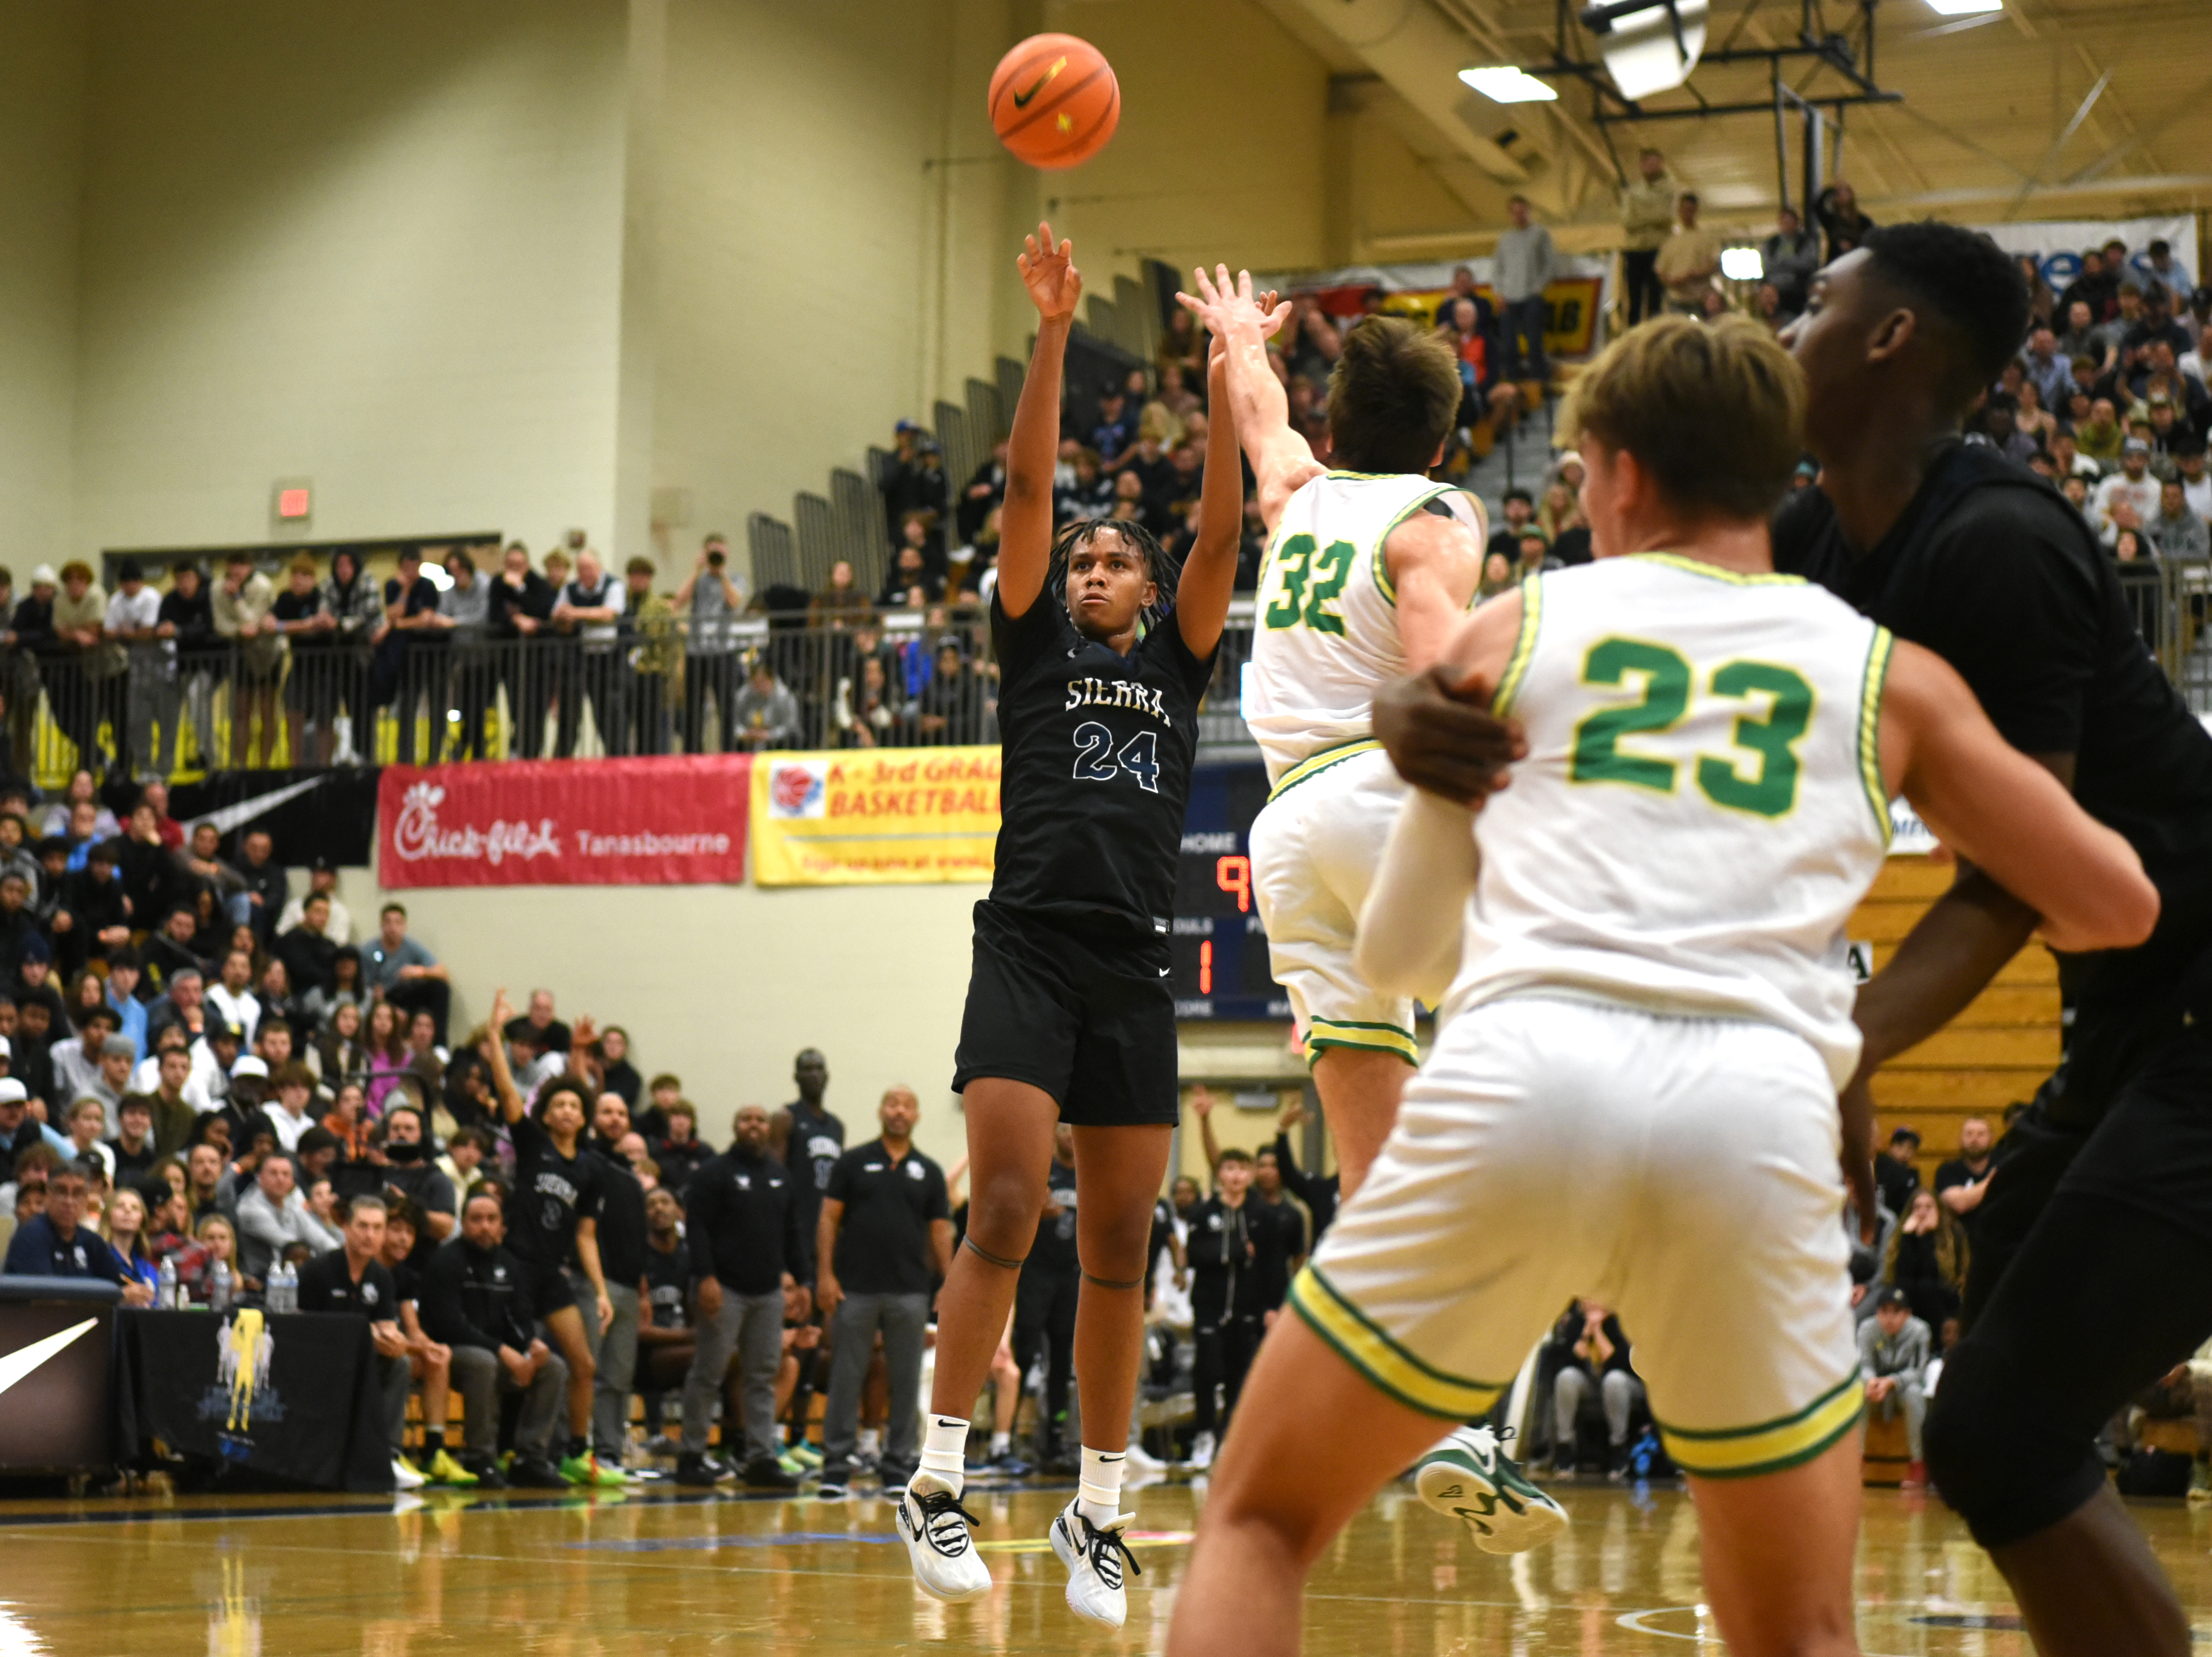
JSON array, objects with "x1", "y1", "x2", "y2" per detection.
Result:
[{"x1": 1924, "y1": 1339, "x2": 2107, "y2": 1549}]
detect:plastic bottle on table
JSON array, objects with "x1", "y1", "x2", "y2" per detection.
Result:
[
  {"x1": 210, "y1": 1260, "x2": 232, "y2": 1313},
  {"x1": 157, "y1": 1257, "x2": 179, "y2": 1310}
]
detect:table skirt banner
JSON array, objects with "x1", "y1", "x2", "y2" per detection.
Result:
[
  {"x1": 115, "y1": 1308, "x2": 391, "y2": 1492},
  {"x1": 752, "y1": 747, "x2": 1001, "y2": 886},
  {"x1": 378, "y1": 755, "x2": 752, "y2": 887}
]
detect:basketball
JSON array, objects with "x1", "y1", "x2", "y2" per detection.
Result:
[{"x1": 987, "y1": 34, "x2": 1119, "y2": 170}]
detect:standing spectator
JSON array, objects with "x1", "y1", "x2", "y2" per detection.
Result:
[
  {"x1": 1876, "y1": 1124, "x2": 1922, "y2": 1215},
  {"x1": 773, "y1": 1047, "x2": 844, "y2": 1281},
  {"x1": 1859, "y1": 1287, "x2": 1933, "y2": 1488},
  {"x1": 487, "y1": 544, "x2": 557, "y2": 760},
  {"x1": 1934, "y1": 1114, "x2": 1997, "y2": 1238},
  {"x1": 1655, "y1": 192, "x2": 1724, "y2": 315},
  {"x1": 434, "y1": 548, "x2": 495, "y2": 762},
  {"x1": 1185, "y1": 1145, "x2": 1262, "y2": 1471},
  {"x1": 270, "y1": 555, "x2": 334, "y2": 767},
  {"x1": 1492, "y1": 196, "x2": 1558, "y2": 388},
  {"x1": 153, "y1": 565, "x2": 219, "y2": 777},
  {"x1": 676, "y1": 1102, "x2": 808, "y2": 1487},
  {"x1": 1760, "y1": 206, "x2": 1821, "y2": 318},
  {"x1": 50, "y1": 562, "x2": 117, "y2": 773},
  {"x1": 1811, "y1": 177, "x2": 1874, "y2": 262},
  {"x1": 363, "y1": 904, "x2": 450, "y2": 1045},
  {"x1": 294, "y1": 1195, "x2": 420, "y2": 1490},
  {"x1": 1617, "y1": 146, "x2": 1677, "y2": 326},
  {"x1": 103, "y1": 562, "x2": 164, "y2": 779},
  {"x1": 372, "y1": 550, "x2": 443, "y2": 766},
  {"x1": 419, "y1": 1187, "x2": 573, "y2": 1487},
  {"x1": 321, "y1": 549, "x2": 383, "y2": 764},
  {"x1": 2, "y1": 1165, "x2": 153, "y2": 1300},
  {"x1": 731, "y1": 659, "x2": 799, "y2": 750},
  {"x1": 676, "y1": 535, "x2": 746, "y2": 754},
  {"x1": 1548, "y1": 1302, "x2": 1645, "y2": 1477},
  {"x1": 2092, "y1": 438, "x2": 2162, "y2": 544},
  {"x1": 1267, "y1": 1097, "x2": 1340, "y2": 1241},
  {"x1": 2021, "y1": 326, "x2": 2073, "y2": 414},
  {"x1": 1014, "y1": 1126, "x2": 1081, "y2": 1471},
  {"x1": 274, "y1": 893, "x2": 339, "y2": 1007},
  {"x1": 653, "y1": 1101, "x2": 711, "y2": 1196},
  {"x1": 813, "y1": 1085, "x2": 951, "y2": 1498},
  {"x1": 211, "y1": 553, "x2": 280, "y2": 769},
  {"x1": 623, "y1": 557, "x2": 676, "y2": 757},
  {"x1": 552, "y1": 549, "x2": 625, "y2": 758},
  {"x1": 2150, "y1": 479, "x2": 2209, "y2": 561},
  {"x1": 584, "y1": 1091, "x2": 648, "y2": 1469}
]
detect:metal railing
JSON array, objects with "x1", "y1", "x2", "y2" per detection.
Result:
[{"x1": 6, "y1": 602, "x2": 1264, "y2": 784}]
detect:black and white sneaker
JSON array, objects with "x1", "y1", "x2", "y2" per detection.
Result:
[
  {"x1": 896, "y1": 1478, "x2": 993, "y2": 1601},
  {"x1": 1048, "y1": 1499, "x2": 1141, "y2": 1629}
]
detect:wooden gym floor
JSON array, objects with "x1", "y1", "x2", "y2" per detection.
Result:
[{"x1": 3, "y1": 1476, "x2": 2210, "y2": 1653}]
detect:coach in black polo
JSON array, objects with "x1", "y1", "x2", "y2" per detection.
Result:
[{"x1": 814, "y1": 1086, "x2": 951, "y2": 1496}]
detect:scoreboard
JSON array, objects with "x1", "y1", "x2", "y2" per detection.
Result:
[{"x1": 1171, "y1": 760, "x2": 1292, "y2": 1022}]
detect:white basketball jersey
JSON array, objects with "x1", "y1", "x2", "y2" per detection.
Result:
[
  {"x1": 1244, "y1": 471, "x2": 1484, "y2": 787},
  {"x1": 1445, "y1": 554, "x2": 1895, "y2": 1086}
]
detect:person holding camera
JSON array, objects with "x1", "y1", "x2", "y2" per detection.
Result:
[{"x1": 676, "y1": 534, "x2": 747, "y2": 754}]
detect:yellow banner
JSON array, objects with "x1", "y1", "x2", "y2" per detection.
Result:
[{"x1": 751, "y1": 747, "x2": 1002, "y2": 886}]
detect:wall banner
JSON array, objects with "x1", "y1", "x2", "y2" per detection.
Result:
[
  {"x1": 378, "y1": 756, "x2": 751, "y2": 887},
  {"x1": 752, "y1": 747, "x2": 1000, "y2": 886}
]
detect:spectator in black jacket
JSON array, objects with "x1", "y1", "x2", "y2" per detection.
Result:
[
  {"x1": 585, "y1": 1092, "x2": 649, "y2": 1468},
  {"x1": 419, "y1": 1188, "x2": 571, "y2": 1488},
  {"x1": 1014, "y1": 1127, "x2": 1081, "y2": 1471},
  {"x1": 233, "y1": 830, "x2": 286, "y2": 948},
  {"x1": 1185, "y1": 1145, "x2": 1271, "y2": 1470},
  {"x1": 153, "y1": 562, "x2": 217, "y2": 777},
  {"x1": 51, "y1": 840, "x2": 129, "y2": 980},
  {"x1": 676, "y1": 1102, "x2": 807, "y2": 1488},
  {"x1": 488, "y1": 545, "x2": 558, "y2": 759},
  {"x1": 1269, "y1": 1096, "x2": 1340, "y2": 1242},
  {"x1": 651, "y1": 1101, "x2": 711, "y2": 1197}
]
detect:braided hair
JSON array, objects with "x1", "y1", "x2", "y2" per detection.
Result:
[{"x1": 1046, "y1": 517, "x2": 1181, "y2": 638}]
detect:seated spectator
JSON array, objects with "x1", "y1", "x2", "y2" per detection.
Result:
[
  {"x1": 294, "y1": 1194, "x2": 420, "y2": 1487},
  {"x1": 275, "y1": 892, "x2": 340, "y2": 1011},
  {"x1": 258, "y1": 1060, "x2": 319, "y2": 1152},
  {"x1": 2, "y1": 1164, "x2": 154, "y2": 1302},
  {"x1": 597, "y1": 1025, "x2": 642, "y2": 1116},
  {"x1": 63, "y1": 1097, "x2": 114, "y2": 1185},
  {"x1": 364, "y1": 902, "x2": 451, "y2": 1046},
  {"x1": 833, "y1": 655, "x2": 906, "y2": 749},
  {"x1": 503, "y1": 989, "x2": 572, "y2": 1059},
  {"x1": 1547, "y1": 1301, "x2": 1644, "y2": 1477},
  {"x1": 2150, "y1": 478, "x2": 2210, "y2": 560},
  {"x1": 317, "y1": 999, "x2": 369, "y2": 1090},
  {"x1": 35, "y1": 771, "x2": 115, "y2": 843},
  {"x1": 1876, "y1": 1125, "x2": 1922, "y2": 1214},
  {"x1": 913, "y1": 644, "x2": 982, "y2": 746},
  {"x1": 276, "y1": 858, "x2": 353, "y2": 945},
  {"x1": 321, "y1": 1079, "x2": 374, "y2": 1166},
  {"x1": 99, "y1": 1183, "x2": 159, "y2": 1297},
  {"x1": 0, "y1": 1078, "x2": 73, "y2": 1176},
  {"x1": 810, "y1": 561, "x2": 873, "y2": 629},
  {"x1": 731, "y1": 660, "x2": 800, "y2": 750},
  {"x1": 52, "y1": 1003, "x2": 120, "y2": 1106},
  {"x1": 418, "y1": 1187, "x2": 573, "y2": 1488},
  {"x1": 111, "y1": 1094, "x2": 161, "y2": 1184},
  {"x1": 235, "y1": 1151, "x2": 342, "y2": 1282},
  {"x1": 878, "y1": 544, "x2": 942, "y2": 610},
  {"x1": 1860, "y1": 1287, "x2": 1933, "y2": 1488},
  {"x1": 374, "y1": 1102, "x2": 457, "y2": 1257},
  {"x1": 205, "y1": 946, "x2": 262, "y2": 1049},
  {"x1": 436, "y1": 1125, "x2": 491, "y2": 1196},
  {"x1": 1487, "y1": 489, "x2": 1539, "y2": 558},
  {"x1": 1884, "y1": 1186, "x2": 1969, "y2": 1333},
  {"x1": 376, "y1": 1199, "x2": 470, "y2": 1487}
]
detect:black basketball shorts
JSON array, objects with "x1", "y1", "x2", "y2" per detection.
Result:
[{"x1": 951, "y1": 900, "x2": 1180, "y2": 1128}]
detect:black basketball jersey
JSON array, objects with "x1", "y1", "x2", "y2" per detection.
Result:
[
  {"x1": 987, "y1": 590, "x2": 1217, "y2": 939},
  {"x1": 1773, "y1": 442, "x2": 2212, "y2": 1013}
]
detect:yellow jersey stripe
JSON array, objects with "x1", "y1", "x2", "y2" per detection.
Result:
[
  {"x1": 1267, "y1": 737, "x2": 1384, "y2": 803},
  {"x1": 1857, "y1": 627, "x2": 1895, "y2": 849},
  {"x1": 1288, "y1": 1266, "x2": 1503, "y2": 1421},
  {"x1": 1628, "y1": 551, "x2": 1806, "y2": 588},
  {"x1": 1657, "y1": 1371, "x2": 1865, "y2": 1479},
  {"x1": 1306, "y1": 1017, "x2": 1420, "y2": 1066},
  {"x1": 1491, "y1": 575, "x2": 1544, "y2": 717}
]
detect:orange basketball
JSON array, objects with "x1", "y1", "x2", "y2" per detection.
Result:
[{"x1": 988, "y1": 34, "x2": 1119, "y2": 170}]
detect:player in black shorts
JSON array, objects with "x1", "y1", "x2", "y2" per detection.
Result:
[
  {"x1": 484, "y1": 988, "x2": 623, "y2": 1488},
  {"x1": 897, "y1": 223, "x2": 1243, "y2": 1629},
  {"x1": 1773, "y1": 225, "x2": 2212, "y2": 1657}
]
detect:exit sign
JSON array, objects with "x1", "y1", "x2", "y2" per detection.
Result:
[{"x1": 273, "y1": 480, "x2": 312, "y2": 521}]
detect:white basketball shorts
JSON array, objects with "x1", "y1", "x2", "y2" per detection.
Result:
[{"x1": 1289, "y1": 993, "x2": 1863, "y2": 1478}]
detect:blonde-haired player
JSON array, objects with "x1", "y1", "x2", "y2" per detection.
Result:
[
  {"x1": 1166, "y1": 315, "x2": 2158, "y2": 1657},
  {"x1": 1179, "y1": 268, "x2": 1558, "y2": 1545}
]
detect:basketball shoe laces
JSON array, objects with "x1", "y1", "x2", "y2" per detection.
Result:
[
  {"x1": 1075, "y1": 1514, "x2": 1143, "y2": 1590},
  {"x1": 912, "y1": 1488, "x2": 983, "y2": 1556}
]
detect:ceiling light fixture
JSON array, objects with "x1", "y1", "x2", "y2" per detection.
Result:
[
  {"x1": 1458, "y1": 66, "x2": 1559, "y2": 104},
  {"x1": 1924, "y1": 0, "x2": 2000, "y2": 15}
]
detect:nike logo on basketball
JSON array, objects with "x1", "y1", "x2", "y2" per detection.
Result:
[{"x1": 1012, "y1": 57, "x2": 1066, "y2": 108}]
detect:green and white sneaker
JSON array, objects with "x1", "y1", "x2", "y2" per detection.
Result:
[
  {"x1": 788, "y1": 1441, "x2": 824, "y2": 1471},
  {"x1": 1414, "y1": 1425, "x2": 1568, "y2": 1556}
]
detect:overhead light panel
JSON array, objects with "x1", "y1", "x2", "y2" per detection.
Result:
[
  {"x1": 1925, "y1": 0, "x2": 2000, "y2": 13},
  {"x1": 1720, "y1": 247, "x2": 1764, "y2": 281},
  {"x1": 1459, "y1": 66, "x2": 1558, "y2": 104},
  {"x1": 1577, "y1": 0, "x2": 1709, "y2": 100}
]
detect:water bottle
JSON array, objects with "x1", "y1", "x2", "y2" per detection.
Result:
[
  {"x1": 268, "y1": 1261, "x2": 288, "y2": 1314},
  {"x1": 157, "y1": 1257, "x2": 179, "y2": 1310},
  {"x1": 210, "y1": 1260, "x2": 232, "y2": 1314},
  {"x1": 277, "y1": 1261, "x2": 296, "y2": 1314}
]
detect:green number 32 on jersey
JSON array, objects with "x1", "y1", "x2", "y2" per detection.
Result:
[
  {"x1": 1569, "y1": 637, "x2": 1813, "y2": 818},
  {"x1": 1262, "y1": 534, "x2": 1356, "y2": 635}
]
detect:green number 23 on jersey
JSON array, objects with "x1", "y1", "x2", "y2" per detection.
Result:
[
  {"x1": 1263, "y1": 534, "x2": 1356, "y2": 635},
  {"x1": 1569, "y1": 636, "x2": 1813, "y2": 818}
]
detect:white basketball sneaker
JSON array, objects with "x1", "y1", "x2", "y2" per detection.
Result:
[
  {"x1": 895, "y1": 1478, "x2": 993, "y2": 1601},
  {"x1": 1049, "y1": 1499, "x2": 1141, "y2": 1628},
  {"x1": 1413, "y1": 1425, "x2": 1569, "y2": 1555}
]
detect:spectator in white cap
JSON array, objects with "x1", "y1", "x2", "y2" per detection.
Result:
[
  {"x1": 0, "y1": 1078, "x2": 72, "y2": 1179},
  {"x1": 2092, "y1": 435, "x2": 2162, "y2": 545}
]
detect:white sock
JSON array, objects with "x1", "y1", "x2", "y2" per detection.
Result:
[
  {"x1": 1077, "y1": 1446, "x2": 1126, "y2": 1527},
  {"x1": 773, "y1": 1423, "x2": 788, "y2": 1448},
  {"x1": 858, "y1": 1428, "x2": 881, "y2": 1458},
  {"x1": 990, "y1": 1431, "x2": 1011, "y2": 1457},
  {"x1": 914, "y1": 1415, "x2": 968, "y2": 1496}
]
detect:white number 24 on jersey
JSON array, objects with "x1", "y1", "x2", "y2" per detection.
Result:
[{"x1": 1072, "y1": 723, "x2": 1160, "y2": 792}]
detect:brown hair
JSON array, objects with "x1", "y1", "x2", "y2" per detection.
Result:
[
  {"x1": 1326, "y1": 316, "x2": 1463, "y2": 474},
  {"x1": 1559, "y1": 315, "x2": 1804, "y2": 522}
]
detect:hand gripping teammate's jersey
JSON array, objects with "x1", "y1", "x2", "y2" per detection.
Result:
[
  {"x1": 1447, "y1": 555, "x2": 1895, "y2": 1086},
  {"x1": 1244, "y1": 471, "x2": 1486, "y2": 787}
]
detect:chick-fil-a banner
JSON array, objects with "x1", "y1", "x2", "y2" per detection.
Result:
[{"x1": 377, "y1": 756, "x2": 751, "y2": 887}]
